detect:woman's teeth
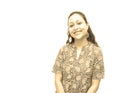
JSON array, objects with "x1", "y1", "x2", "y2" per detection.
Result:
[{"x1": 74, "y1": 31, "x2": 82, "y2": 35}]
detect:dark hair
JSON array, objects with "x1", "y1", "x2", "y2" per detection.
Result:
[{"x1": 66, "y1": 11, "x2": 99, "y2": 47}]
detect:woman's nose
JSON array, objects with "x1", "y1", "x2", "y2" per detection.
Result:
[{"x1": 74, "y1": 24, "x2": 79, "y2": 30}]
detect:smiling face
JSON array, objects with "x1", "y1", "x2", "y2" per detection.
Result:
[{"x1": 68, "y1": 14, "x2": 89, "y2": 40}]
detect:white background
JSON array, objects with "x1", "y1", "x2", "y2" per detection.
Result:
[{"x1": 0, "y1": 0, "x2": 120, "y2": 93}]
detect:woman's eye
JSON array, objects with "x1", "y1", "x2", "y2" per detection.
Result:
[
  {"x1": 69, "y1": 25, "x2": 74, "y2": 27},
  {"x1": 77, "y1": 22, "x2": 82, "y2": 25}
]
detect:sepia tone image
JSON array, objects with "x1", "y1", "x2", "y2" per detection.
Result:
[
  {"x1": 1, "y1": 0, "x2": 120, "y2": 93},
  {"x1": 52, "y1": 11, "x2": 104, "y2": 93}
]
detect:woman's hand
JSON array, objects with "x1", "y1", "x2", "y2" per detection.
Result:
[
  {"x1": 55, "y1": 72, "x2": 65, "y2": 93},
  {"x1": 87, "y1": 79, "x2": 100, "y2": 93}
]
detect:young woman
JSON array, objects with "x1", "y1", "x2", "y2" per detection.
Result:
[{"x1": 52, "y1": 11, "x2": 104, "y2": 93}]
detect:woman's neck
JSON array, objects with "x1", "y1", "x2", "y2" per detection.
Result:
[{"x1": 74, "y1": 38, "x2": 88, "y2": 49}]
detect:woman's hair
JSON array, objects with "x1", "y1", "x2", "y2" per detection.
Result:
[{"x1": 66, "y1": 11, "x2": 99, "y2": 47}]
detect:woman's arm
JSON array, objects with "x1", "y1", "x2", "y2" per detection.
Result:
[
  {"x1": 87, "y1": 79, "x2": 100, "y2": 93},
  {"x1": 55, "y1": 72, "x2": 65, "y2": 93}
]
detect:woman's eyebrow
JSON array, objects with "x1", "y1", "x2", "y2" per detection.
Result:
[{"x1": 69, "y1": 22, "x2": 73, "y2": 24}]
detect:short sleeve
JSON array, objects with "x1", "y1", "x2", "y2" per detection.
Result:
[
  {"x1": 92, "y1": 46, "x2": 104, "y2": 79},
  {"x1": 52, "y1": 47, "x2": 64, "y2": 73}
]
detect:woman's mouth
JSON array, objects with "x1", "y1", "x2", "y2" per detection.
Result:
[{"x1": 73, "y1": 31, "x2": 82, "y2": 35}]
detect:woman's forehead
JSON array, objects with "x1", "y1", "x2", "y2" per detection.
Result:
[{"x1": 69, "y1": 14, "x2": 84, "y2": 22}]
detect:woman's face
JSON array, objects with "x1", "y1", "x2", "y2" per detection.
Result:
[{"x1": 68, "y1": 14, "x2": 89, "y2": 40}]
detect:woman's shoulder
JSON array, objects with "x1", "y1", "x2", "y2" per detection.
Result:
[
  {"x1": 89, "y1": 42, "x2": 101, "y2": 49},
  {"x1": 91, "y1": 43, "x2": 103, "y2": 55},
  {"x1": 59, "y1": 43, "x2": 72, "y2": 52},
  {"x1": 88, "y1": 42, "x2": 102, "y2": 54}
]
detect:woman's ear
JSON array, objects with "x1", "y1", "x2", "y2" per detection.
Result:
[
  {"x1": 86, "y1": 23, "x2": 89, "y2": 30},
  {"x1": 87, "y1": 23, "x2": 89, "y2": 27},
  {"x1": 67, "y1": 28, "x2": 69, "y2": 35}
]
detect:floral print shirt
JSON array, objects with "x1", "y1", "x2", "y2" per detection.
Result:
[{"x1": 52, "y1": 42, "x2": 104, "y2": 93}]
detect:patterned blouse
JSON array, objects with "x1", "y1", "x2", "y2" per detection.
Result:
[{"x1": 52, "y1": 42, "x2": 104, "y2": 93}]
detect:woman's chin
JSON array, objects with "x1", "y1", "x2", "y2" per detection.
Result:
[{"x1": 74, "y1": 36, "x2": 82, "y2": 40}]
